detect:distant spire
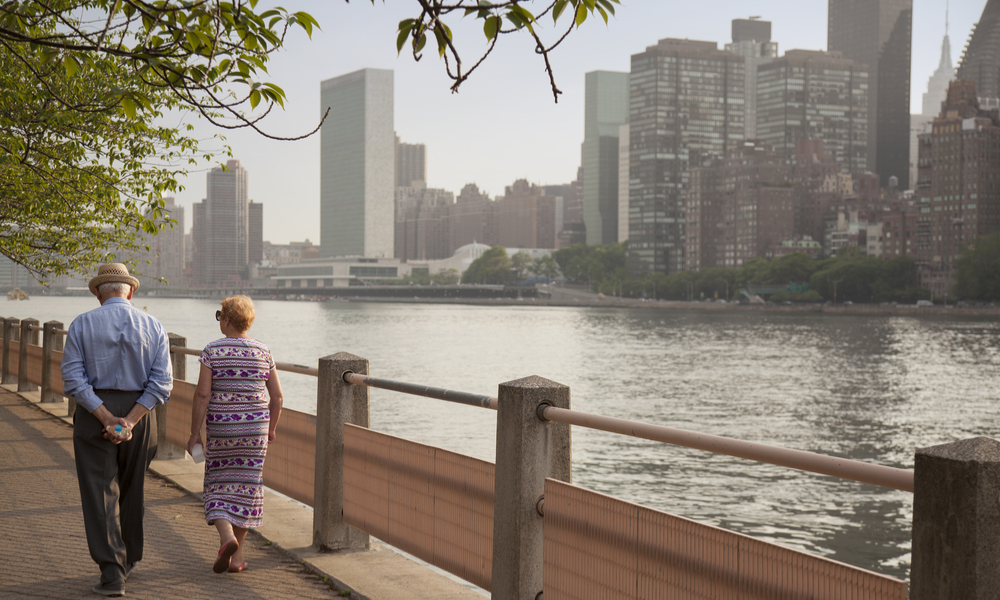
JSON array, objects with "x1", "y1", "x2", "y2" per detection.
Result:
[{"x1": 939, "y1": 0, "x2": 952, "y2": 71}]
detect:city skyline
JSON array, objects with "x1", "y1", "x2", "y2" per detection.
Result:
[{"x1": 166, "y1": 0, "x2": 981, "y2": 246}]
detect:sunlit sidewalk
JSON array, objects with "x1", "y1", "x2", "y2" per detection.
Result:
[{"x1": 0, "y1": 388, "x2": 344, "y2": 599}]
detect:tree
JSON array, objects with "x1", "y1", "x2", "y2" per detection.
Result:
[
  {"x1": 954, "y1": 234, "x2": 1000, "y2": 301},
  {"x1": 1, "y1": 1, "x2": 621, "y2": 279},
  {"x1": 0, "y1": 1, "x2": 321, "y2": 280},
  {"x1": 532, "y1": 255, "x2": 560, "y2": 280},
  {"x1": 461, "y1": 247, "x2": 514, "y2": 284},
  {"x1": 393, "y1": 0, "x2": 622, "y2": 102},
  {"x1": 511, "y1": 251, "x2": 533, "y2": 281}
]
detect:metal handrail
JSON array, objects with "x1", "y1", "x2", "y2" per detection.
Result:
[
  {"x1": 169, "y1": 345, "x2": 319, "y2": 377},
  {"x1": 341, "y1": 371, "x2": 913, "y2": 493},
  {"x1": 343, "y1": 371, "x2": 497, "y2": 409},
  {"x1": 538, "y1": 405, "x2": 915, "y2": 492}
]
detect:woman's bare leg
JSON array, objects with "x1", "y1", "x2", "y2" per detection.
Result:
[{"x1": 230, "y1": 526, "x2": 249, "y2": 566}]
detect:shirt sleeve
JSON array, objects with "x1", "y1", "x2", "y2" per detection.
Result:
[
  {"x1": 136, "y1": 325, "x2": 174, "y2": 411},
  {"x1": 198, "y1": 344, "x2": 212, "y2": 368},
  {"x1": 60, "y1": 319, "x2": 103, "y2": 413}
]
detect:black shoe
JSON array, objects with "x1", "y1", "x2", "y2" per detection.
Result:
[{"x1": 92, "y1": 580, "x2": 125, "y2": 597}]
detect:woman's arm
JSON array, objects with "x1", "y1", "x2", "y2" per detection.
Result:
[
  {"x1": 265, "y1": 368, "x2": 283, "y2": 443},
  {"x1": 187, "y1": 363, "x2": 213, "y2": 453}
]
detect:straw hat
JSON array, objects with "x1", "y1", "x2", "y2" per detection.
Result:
[{"x1": 88, "y1": 263, "x2": 140, "y2": 296}]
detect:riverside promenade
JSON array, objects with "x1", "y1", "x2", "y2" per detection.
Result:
[{"x1": 0, "y1": 386, "x2": 485, "y2": 600}]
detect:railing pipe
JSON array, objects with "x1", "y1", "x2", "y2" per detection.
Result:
[
  {"x1": 538, "y1": 405, "x2": 915, "y2": 492},
  {"x1": 170, "y1": 345, "x2": 318, "y2": 376},
  {"x1": 343, "y1": 372, "x2": 497, "y2": 409}
]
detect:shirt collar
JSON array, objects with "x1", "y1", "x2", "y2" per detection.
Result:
[{"x1": 101, "y1": 296, "x2": 132, "y2": 307}]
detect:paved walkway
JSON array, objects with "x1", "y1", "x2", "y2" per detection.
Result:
[{"x1": 0, "y1": 388, "x2": 344, "y2": 599}]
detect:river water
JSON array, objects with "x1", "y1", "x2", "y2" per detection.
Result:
[{"x1": 13, "y1": 295, "x2": 1000, "y2": 580}]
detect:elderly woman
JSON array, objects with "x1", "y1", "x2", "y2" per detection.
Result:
[{"x1": 187, "y1": 296, "x2": 283, "y2": 574}]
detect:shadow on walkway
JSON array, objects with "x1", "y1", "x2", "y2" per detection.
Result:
[{"x1": 0, "y1": 389, "x2": 343, "y2": 599}]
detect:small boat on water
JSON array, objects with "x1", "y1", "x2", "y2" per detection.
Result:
[{"x1": 7, "y1": 288, "x2": 28, "y2": 300}]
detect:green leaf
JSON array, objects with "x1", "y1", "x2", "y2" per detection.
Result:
[
  {"x1": 63, "y1": 56, "x2": 78, "y2": 78},
  {"x1": 121, "y1": 96, "x2": 136, "y2": 119},
  {"x1": 553, "y1": 0, "x2": 569, "y2": 23},
  {"x1": 249, "y1": 90, "x2": 261, "y2": 109},
  {"x1": 483, "y1": 16, "x2": 500, "y2": 41}
]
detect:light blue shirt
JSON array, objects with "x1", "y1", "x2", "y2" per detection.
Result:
[{"x1": 61, "y1": 297, "x2": 173, "y2": 413}]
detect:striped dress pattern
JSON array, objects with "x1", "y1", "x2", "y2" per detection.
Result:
[{"x1": 199, "y1": 337, "x2": 275, "y2": 529}]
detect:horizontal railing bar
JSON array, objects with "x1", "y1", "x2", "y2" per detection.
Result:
[
  {"x1": 170, "y1": 347, "x2": 201, "y2": 357},
  {"x1": 55, "y1": 328, "x2": 68, "y2": 336},
  {"x1": 343, "y1": 371, "x2": 498, "y2": 410},
  {"x1": 169, "y1": 346, "x2": 318, "y2": 376},
  {"x1": 538, "y1": 405, "x2": 915, "y2": 492},
  {"x1": 275, "y1": 361, "x2": 318, "y2": 377},
  {"x1": 28, "y1": 325, "x2": 43, "y2": 332}
]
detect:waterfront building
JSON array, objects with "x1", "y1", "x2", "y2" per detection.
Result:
[
  {"x1": 725, "y1": 18, "x2": 778, "y2": 140},
  {"x1": 122, "y1": 197, "x2": 186, "y2": 287},
  {"x1": 756, "y1": 50, "x2": 868, "y2": 178},
  {"x1": 449, "y1": 184, "x2": 498, "y2": 253},
  {"x1": 319, "y1": 69, "x2": 395, "y2": 259},
  {"x1": 394, "y1": 184, "x2": 454, "y2": 261},
  {"x1": 496, "y1": 180, "x2": 561, "y2": 250},
  {"x1": 395, "y1": 135, "x2": 426, "y2": 188},
  {"x1": 828, "y1": 0, "x2": 913, "y2": 188},
  {"x1": 686, "y1": 142, "x2": 794, "y2": 270},
  {"x1": 912, "y1": 18, "x2": 957, "y2": 189},
  {"x1": 617, "y1": 124, "x2": 629, "y2": 244},
  {"x1": 957, "y1": 0, "x2": 1000, "y2": 105},
  {"x1": 628, "y1": 38, "x2": 745, "y2": 275},
  {"x1": 192, "y1": 160, "x2": 254, "y2": 285},
  {"x1": 582, "y1": 71, "x2": 629, "y2": 245},
  {"x1": 249, "y1": 201, "x2": 263, "y2": 264},
  {"x1": 915, "y1": 80, "x2": 1000, "y2": 297}
]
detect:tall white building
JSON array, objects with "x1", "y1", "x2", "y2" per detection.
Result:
[
  {"x1": 320, "y1": 69, "x2": 395, "y2": 258},
  {"x1": 910, "y1": 15, "x2": 955, "y2": 188},
  {"x1": 582, "y1": 70, "x2": 629, "y2": 245},
  {"x1": 617, "y1": 123, "x2": 629, "y2": 244},
  {"x1": 725, "y1": 18, "x2": 778, "y2": 140}
]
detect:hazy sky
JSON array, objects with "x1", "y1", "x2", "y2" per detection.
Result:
[{"x1": 168, "y1": 0, "x2": 983, "y2": 245}]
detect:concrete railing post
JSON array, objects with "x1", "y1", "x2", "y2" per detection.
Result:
[
  {"x1": 18, "y1": 319, "x2": 39, "y2": 392},
  {"x1": 492, "y1": 376, "x2": 571, "y2": 600},
  {"x1": 2, "y1": 318, "x2": 19, "y2": 385},
  {"x1": 313, "y1": 352, "x2": 370, "y2": 551},
  {"x1": 41, "y1": 321, "x2": 63, "y2": 403},
  {"x1": 911, "y1": 437, "x2": 1000, "y2": 600},
  {"x1": 156, "y1": 333, "x2": 188, "y2": 459}
]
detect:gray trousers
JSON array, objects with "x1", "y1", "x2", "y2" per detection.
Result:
[{"x1": 73, "y1": 391, "x2": 157, "y2": 584}]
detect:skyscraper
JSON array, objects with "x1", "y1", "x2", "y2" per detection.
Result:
[
  {"x1": 725, "y1": 18, "x2": 778, "y2": 140},
  {"x1": 192, "y1": 160, "x2": 250, "y2": 284},
  {"x1": 915, "y1": 80, "x2": 1000, "y2": 297},
  {"x1": 756, "y1": 50, "x2": 868, "y2": 177},
  {"x1": 320, "y1": 69, "x2": 394, "y2": 258},
  {"x1": 911, "y1": 14, "x2": 956, "y2": 188},
  {"x1": 628, "y1": 39, "x2": 744, "y2": 275},
  {"x1": 582, "y1": 70, "x2": 629, "y2": 245},
  {"x1": 957, "y1": 0, "x2": 1000, "y2": 104},
  {"x1": 828, "y1": 0, "x2": 912, "y2": 188},
  {"x1": 395, "y1": 135, "x2": 427, "y2": 188}
]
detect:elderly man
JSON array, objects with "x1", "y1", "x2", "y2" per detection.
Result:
[{"x1": 62, "y1": 263, "x2": 173, "y2": 597}]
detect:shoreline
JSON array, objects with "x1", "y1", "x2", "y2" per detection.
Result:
[{"x1": 316, "y1": 295, "x2": 1000, "y2": 317}]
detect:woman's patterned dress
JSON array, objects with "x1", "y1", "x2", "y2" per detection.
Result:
[{"x1": 199, "y1": 337, "x2": 275, "y2": 529}]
